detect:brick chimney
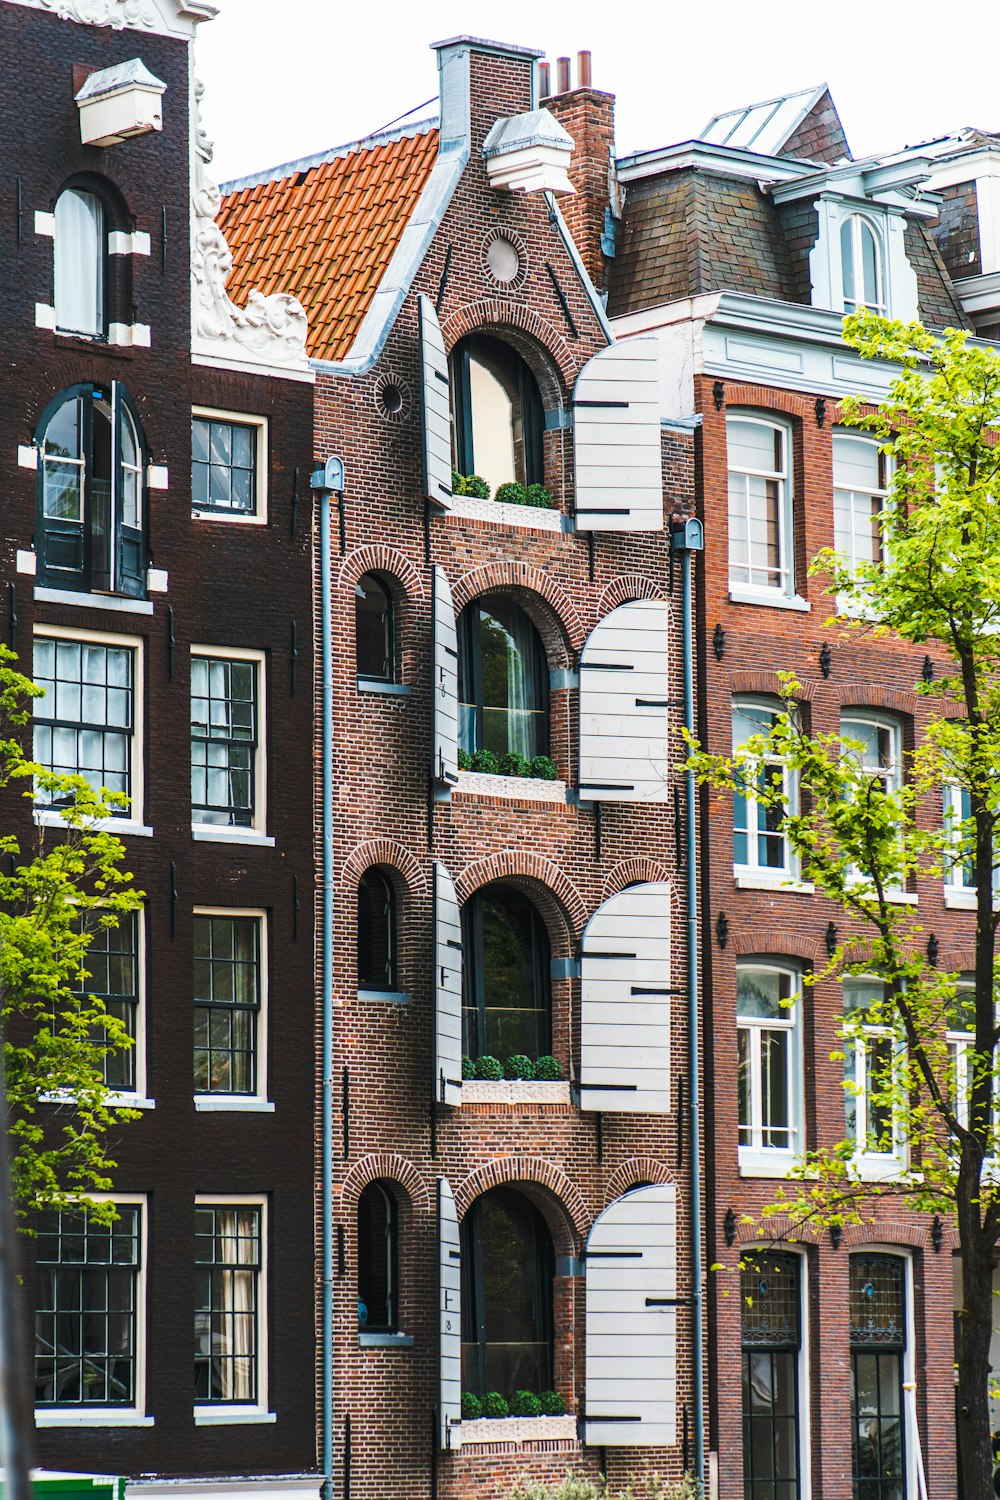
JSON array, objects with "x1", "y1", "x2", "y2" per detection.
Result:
[{"x1": 542, "y1": 50, "x2": 617, "y2": 293}]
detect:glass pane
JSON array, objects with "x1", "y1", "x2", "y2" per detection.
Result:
[
  {"x1": 737, "y1": 969, "x2": 791, "y2": 1019},
  {"x1": 356, "y1": 575, "x2": 391, "y2": 680},
  {"x1": 54, "y1": 190, "x2": 104, "y2": 336},
  {"x1": 841, "y1": 216, "x2": 856, "y2": 309}
]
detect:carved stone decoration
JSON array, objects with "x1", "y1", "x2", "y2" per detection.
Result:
[
  {"x1": 190, "y1": 78, "x2": 310, "y2": 374},
  {"x1": 36, "y1": 0, "x2": 160, "y2": 27}
]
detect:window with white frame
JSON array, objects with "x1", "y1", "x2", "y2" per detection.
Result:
[
  {"x1": 840, "y1": 713, "x2": 903, "y2": 888},
  {"x1": 73, "y1": 909, "x2": 143, "y2": 1096},
  {"x1": 840, "y1": 214, "x2": 886, "y2": 317},
  {"x1": 194, "y1": 1199, "x2": 266, "y2": 1409},
  {"x1": 843, "y1": 979, "x2": 905, "y2": 1169},
  {"x1": 736, "y1": 964, "x2": 801, "y2": 1170},
  {"x1": 190, "y1": 651, "x2": 264, "y2": 832},
  {"x1": 833, "y1": 431, "x2": 889, "y2": 613},
  {"x1": 944, "y1": 783, "x2": 976, "y2": 898},
  {"x1": 193, "y1": 911, "x2": 265, "y2": 1099},
  {"x1": 34, "y1": 1201, "x2": 144, "y2": 1411},
  {"x1": 33, "y1": 630, "x2": 140, "y2": 821},
  {"x1": 192, "y1": 410, "x2": 267, "y2": 522},
  {"x1": 947, "y1": 980, "x2": 976, "y2": 1132},
  {"x1": 732, "y1": 698, "x2": 795, "y2": 877},
  {"x1": 54, "y1": 188, "x2": 106, "y2": 338},
  {"x1": 727, "y1": 414, "x2": 794, "y2": 599}
]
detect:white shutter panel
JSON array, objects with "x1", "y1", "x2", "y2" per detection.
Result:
[
  {"x1": 579, "y1": 882, "x2": 672, "y2": 1114},
  {"x1": 584, "y1": 1183, "x2": 677, "y2": 1447},
  {"x1": 431, "y1": 565, "x2": 459, "y2": 788},
  {"x1": 420, "y1": 294, "x2": 454, "y2": 511},
  {"x1": 433, "y1": 860, "x2": 463, "y2": 1108},
  {"x1": 438, "y1": 1176, "x2": 463, "y2": 1450},
  {"x1": 573, "y1": 337, "x2": 662, "y2": 532},
  {"x1": 579, "y1": 600, "x2": 670, "y2": 803}
]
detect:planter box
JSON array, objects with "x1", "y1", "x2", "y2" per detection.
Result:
[
  {"x1": 461, "y1": 1413, "x2": 578, "y2": 1445},
  {"x1": 451, "y1": 492, "x2": 566, "y2": 533},
  {"x1": 461, "y1": 1079, "x2": 570, "y2": 1105},
  {"x1": 456, "y1": 770, "x2": 568, "y2": 803}
]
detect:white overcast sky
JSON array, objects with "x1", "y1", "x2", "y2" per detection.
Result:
[{"x1": 196, "y1": 0, "x2": 999, "y2": 187}]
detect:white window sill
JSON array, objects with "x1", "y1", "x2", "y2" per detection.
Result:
[
  {"x1": 194, "y1": 1407, "x2": 276, "y2": 1425},
  {"x1": 192, "y1": 509, "x2": 266, "y2": 527},
  {"x1": 34, "y1": 586, "x2": 154, "y2": 616},
  {"x1": 358, "y1": 1331, "x2": 414, "y2": 1348},
  {"x1": 944, "y1": 888, "x2": 978, "y2": 910},
  {"x1": 846, "y1": 881, "x2": 918, "y2": 906},
  {"x1": 357, "y1": 989, "x2": 411, "y2": 1004},
  {"x1": 192, "y1": 827, "x2": 274, "y2": 847},
  {"x1": 449, "y1": 492, "x2": 567, "y2": 533},
  {"x1": 728, "y1": 586, "x2": 810, "y2": 612},
  {"x1": 734, "y1": 869, "x2": 813, "y2": 894},
  {"x1": 40, "y1": 1092, "x2": 155, "y2": 1109},
  {"x1": 460, "y1": 1413, "x2": 578, "y2": 1445},
  {"x1": 739, "y1": 1148, "x2": 800, "y2": 1178},
  {"x1": 34, "y1": 811, "x2": 153, "y2": 838},
  {"x1": 461, "y1": 1079, "x2": 571, "y2": 1105},
  {"x1": 194, "y1": 1096, "x2": 274, "y2": 1112},
  {"x1": 850, "y1": 1154, "x2": 909, "y2": 1182},
  {"x1": 36, "y1": 1409, "x2": 153, "y2": 1427},
  {"x1": 357, "y1": 679, "x2": 411, "y2": 696}
]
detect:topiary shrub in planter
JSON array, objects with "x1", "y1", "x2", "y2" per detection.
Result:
[
  {"x1": 529, "y1": 755, "x2": 558, "y2": 781},
  {"x1": 510, "y1": 1389, "x2": 543, "y2": 1418},
  {"x1": 458, "y1": 748, "x2": 473, "y2": 771},
  {"x1": 534, "y1": 1055, "x2": 562, "y2": 1081},
  {"x1": 462, "y1": 1054, "x2": 475, "y2": 1080},
  {"x1": 474, "y1": 1055, "x2": 504, "y2": 1081},
  {"x1": 499, "y1": 751, "x2": 531, "y2": 778},
  {"x1": 495, "y1": 481, "x2": 528, "y2": 506},
  {"x1": 470, "y1": 748, "x2": 501, "y2": 774},
  {"x1": 538, "y1": 1390, "x2": 567, "y2": 1416},
  {"x1": 504, "y1": 1054, "x2": 534, "y2": 1081},
  {"x1": 452, "y1": 471, "x2": 491, "y2": 499},
  {"x1": 461, "y1": 1392, "x2": 483, "y2": 1420},
  {"x1": 481, "y1": 1391, "x2": 509, "y2": 1419},
  {"x1": 526, "y1": 483, "x2": 555, "y2": 509}
]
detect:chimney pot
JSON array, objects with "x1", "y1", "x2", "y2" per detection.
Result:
[
  {"x1": 577, "y1": 50, "x2": 592, "y2": 88},
  {"x1": 556, "y1": 55, "x2": 570, "y2": 95},
  {"x1": 538, "y1": 60, "x2": 551, "y2": 100}
]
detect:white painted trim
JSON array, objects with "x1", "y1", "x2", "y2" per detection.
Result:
[
  {"x1": 460, "y1": 1414, "x2": 578, "y2": 1444},
  {"x1": 190, "y1": 645, "x2": 267, "y2": 836},
  {"x1": 194, "y1": 1098, "x2": 275, "y2": 1112},
  {"x1": 944, "y1": 888, "x2": 978, "y2": 910},
  {"x1": 454, "y1": 771, "x2": 568, "y2": 804},
  {"x1": 126, "y1": 1482, "x2": 318, "y2": 1500},
  {"x1": 193, "y1": 1409, "x2": 276, "y2": 1425},
  {"x1": 147, "y1": 569, "x2": 168, "y2": 593},
  {"x1": 357, "y1": 988, "x2": 411, "y2": 1004},
  {"x1": 36, "y1": 1411, "x2": 154, "y2": 1427},
  {"x1": 34, "y1": 211, "x2": 55, "y2": 238},
  {"x1": 192, "y1": 829, "x2": 275, "y2": 847},
  {"x1": 357, "y1": 679, "x2": 411, "y2": 697},
  {"x1": 109, "y1": 230, "x2": 152, "y2": 257},
  {"x1": 358, "y1": 1330, "x2": 414, "y2": 1348},
  {"x1": 18, "y1": 444, "x2": 38, "y2": 470},
  {"x1": 193, "y1": 907, "x2": 269, "y2": 1105},
  {"x1": 461, "y1": 1079, "x2": 570, "y2": 1105},
  {"x1": 734, "y1": 872, "x2": 814, "y2": 894},
  {"x1": 34, "y1": 586, "x2": 154, "y2": 616},
  {"x1": 34, "y1": 812, "x2": 154, "y2": 838},
  {"x1": 740, "y1": 1243, "x2": 811, "y2": 1500},
  {"x1": 109, "y1": 322, "x2": 151, "y2": 348},
  {"x1": 738, "y1": 1148, "x2": 799, "y2": 1177},
  {"x1": 192, "y1": 407, "x2": 268, "y2": 524},
  {"x1": 191, "y1": 352, "x2": 315, "y2": 386},
  {"x1": 35, "y1": 303, "x2": 56, "y2": 330},
  {"x1": 194, "y1": 1194, "x2": 269, "y2": 1417},
  {"x1": 17, "y1": 550, "x2": 36, "y2": 575},
  {"x1": 147, "y1": 465, "x2": 169, "y2": 491},
  {"x1": 448, "y1": 493, "x2": 566, "y2": 533}
]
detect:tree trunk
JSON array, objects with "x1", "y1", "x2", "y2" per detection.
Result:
[{"x1": 956, "y1": 1218, "x2": 995, "y2": 1499}]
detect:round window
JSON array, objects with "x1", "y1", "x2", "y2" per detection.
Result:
[{"x1": 486, "y1": 236, "x2": 521, "y2": 284}]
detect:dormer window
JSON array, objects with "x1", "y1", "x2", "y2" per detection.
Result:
[
  {"x1": 840, "y1": 214, "x2": 886, "y2": 316},
  {"x1": 54, "y1": 189, "x2": 106, "y2": 338}
]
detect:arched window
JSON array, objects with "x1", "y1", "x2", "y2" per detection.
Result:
[
  {"x1": 358, "y1": 1182, "x2": 397, "y2": 1332},
  {"x1": 54, "y1": 188, "x2": 106, "y2": 337},
  {"x1": 841, "y1": 215, "x2": 885, "y2": 316},
  {"x1": 462, "y1": 883, "x2": 551, "y2": 1063},
  {"x1": 358, "y1": 869, "x2": 395, "y2": 991},
  {"x1": 355, "y1": 573, "x2": 393, "y2": 682},
  {"x1": 36, "y1": 384, "x2": 146, "y2": 598},
  {"x1": 460, "y1": 1187, "x2": 554, "y2": 1397},
  {"x1": 458, "y1": 598, "x2": 548, "y2": 763},
  {"x1": 450, "y1": 334, "x2": 544, "y2": 493}
]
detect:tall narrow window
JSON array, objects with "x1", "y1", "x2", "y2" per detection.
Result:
[
  {"x1": 54, "y1": 188, "x2": 105, "y2": 337},
  {"x1": 834, "y1": 431, "x2": 889, "y2": 611},
  {"x1": 74, "y1": 911, "x2": 140, "y2": 1092},
  {"x1": 355, "y1": 574, "x2": 394, "y2": 682},
  {"x1": 840, "y1": 713, "x2": 903, "y2": 887},
  {"x1": 732, "y1": 698, "x2": 794, "y2": 876},
  {"x1": 727, "y1": 415, "x2": 793, "y2": 598},
  {"x1": 850, "y1": 1254, "x2": 906, "y2": 1500},
  {"x1": 461, "y1": 1187, "x2": 554, "y2": 1398},
  {"x1": 34, "y1": 1204, "x2": 141, "y2": 1408},
  {"x1": 191, "y1": 653, "x2": 261, "y2": 829},
  {"x1": 841, "y1": 215, "x2": 886, "y2": 316},
  {"x1": 462, "y1": 883, "x2": 551, "y2": 1063},
  {"x1": 742, "y1": 1251, "x2": 802, "y2": 1500},
  {"x1": 193, "y1": 914, "x2": 261, "y2": 1096},
  {"x1": 450, "y1": 334, "x2": 544, "y2": 494},
  {"x1": 843, "y1": 980, "x2": 903, "y2": 1167},
  {"x1": 947, "y1": 981, "x2": 976, "y2": 1131},
  {"x1": 358, "y1": 1182, "x2": 397, "y2": 1332},
  {"x1": 33, "y1": 634, "x2": 135, "y2": 813},
  {"x1": 358, "y1": 869, "x2": 396, "y2": 991},
  {"x1": 195, "y1": 1202, "x2": 263, "y2": 1406},
  {"x1": 736, "y1": 964, "x2": 800, "y2": 1166},
  {"x1": 458, "y1": 598, "x2": 548, "y2": 763}
]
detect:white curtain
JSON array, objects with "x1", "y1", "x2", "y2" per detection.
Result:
[
  {"x1": 54, "y1": 189, "x2": 104, "y2": 336},
  {"x1": 218, "y1": 1208, "x2": 256, "y2": 1401}
]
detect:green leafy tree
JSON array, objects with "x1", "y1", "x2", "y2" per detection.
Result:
[
  {"x1": 0, "y1": 647, "x2": 143, "y2": 1222},
  {"x1": 688, "y1": 311, "x2": 1000, "y2": 1494}
]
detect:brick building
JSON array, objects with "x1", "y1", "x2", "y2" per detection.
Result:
[
  {"x1": 220, "y1": 35, "x2": 700, "y2": 1500},
  {"x1": 1, "y1": 1, "x2": 317, "y2": 1494},
  {"x1": 592, "y1": 81, "x2": 976, "y2": 1498}
]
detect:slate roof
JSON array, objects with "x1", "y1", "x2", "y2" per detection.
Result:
[{"x1": 218, "y1": 123, "x2": 440, "y2": 364}]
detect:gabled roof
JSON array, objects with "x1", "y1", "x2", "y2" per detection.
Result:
[
  {"x1": 701, "y1": 84, "x2": 829, "y2": 156},
  {"x1": 218, "y1": 123, "x2": 440, "y2": 365}
]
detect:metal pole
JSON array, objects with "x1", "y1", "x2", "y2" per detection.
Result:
[
  {"x1": 0, "y1": 1039, "x2": 33, "y2": 1500},
  {"x1": 320, "y1": 483, "x2": 335, "y2": 1500}
]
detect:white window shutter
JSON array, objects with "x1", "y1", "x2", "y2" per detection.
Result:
[
  {"x1": 584, "y1": 1183, "x2": 677, "y2": 1447},
  {"x1": 579, "y1": 600, "x2": 671, "y2": 803},
  {"x1": 579, "y1": 882, "x2": 672, "y2": 1113},
  {"x1": 433, "y1": 860, "x2": 463, "y2": 1108},
  {"x1": 431, "y1": 565, "x2": 459, "y2": 788},
  {"x1": 438, "y1": 1176, "x2": 463, "y2": 1450},
  {"x1": 573, "y1": 337, "x2": 662, "y2": 532},
  {"x1": 420, "y1": 294, "x2": 454, "y2": 511}
]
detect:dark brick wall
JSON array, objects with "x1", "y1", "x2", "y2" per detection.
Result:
[
  {"x1": 1, "y1": 3, "x2": 316, "y2": 1479},
  {"x1": 778, "y1": 91, "x2": 851, "y2": 165}
]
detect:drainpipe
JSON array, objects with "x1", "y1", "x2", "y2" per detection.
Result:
[
  {"x1": 312, "y1": 456, "x2": 345, "y2": 1500},
  {"x1": 670, "y1": 517, "x2": 705, "y2": 1491}
]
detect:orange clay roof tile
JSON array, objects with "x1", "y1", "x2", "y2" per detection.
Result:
[{"x1": 218, "y1": 126, "x2": 439, "y2": 364}]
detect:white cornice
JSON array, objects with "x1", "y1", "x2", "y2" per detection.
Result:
[
  {"x1": 952, "y1": 269, "x2": 1000, "y2": 321},
  {"x1": 3, "y1": 0, "x2": 216, "y2": 38},
  {"x1": 616, "y1": 139, "x2": 815, "y2": 186}
]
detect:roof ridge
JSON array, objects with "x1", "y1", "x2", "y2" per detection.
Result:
[{"x1": 221, "y1": 116, "x2": 439, "y2": 195}]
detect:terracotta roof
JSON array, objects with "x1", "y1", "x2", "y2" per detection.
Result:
[{"x1": 219, "y1": 124, "x2": 440, "y2": 364}]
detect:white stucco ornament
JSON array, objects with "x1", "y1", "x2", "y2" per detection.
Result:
[
  {"x1": 36, "y1": 0, "x2": 159, "y2": 26},
  {"x1": 190, "y1": 79, "x2": 310, "y2": 376}
]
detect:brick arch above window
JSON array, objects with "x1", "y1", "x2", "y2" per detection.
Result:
[
  {"x1": 842, "y1": 1222, "x2": 932, "y2": 1250},
  {"x1": 603, "y1": 1158, "x2": 678, "y2": 1204},
  {"x1": 454, "y1": 853, "x2": 586, "y2": 946},
  {"x1": 342, "y1": 839, "x2": 427, "y2": 895},
  {"x1": 440, "y1": 299, "x2": 577, "y2": 406},
  {"x1": 454, "y1": 1156, "x2": 589, "y2": 1255},
  {"x1": 731, "y1": 929, "x2": 824, "y2": 963},
  {"x1": 339, "y1": 1153, "x2": 431, "y2": 1214},
  {"x1": 729, "y1": 670, "x2": 817, "y2": 702},
  {"x1": 701, "y1": 381, "x2": 815, "y2": 424},
  {"x1": 938, "y1": 945, "x2": 976, "y2": 974},
  {"x1": 19, "y1": 366, "x2": 168, "y2": 462},
  {"x1": 452, "y1": 562, "x2": 584, "y2": 661},
  {"x1": 838, "y1": 684, "x2": 921, "y2": 717},
  {"x1": 338, "y1": 546, "x2": 426, "y2": 603},
  {"x1": 601, "y1": 858, "x2": 675, "y2": 902},
  {"x1": 734, "y1": 1216, "x2": 823, "y2": 1246},
  {"x1": 597, "y1": 574, "x2": 669, "y2": 615}
]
